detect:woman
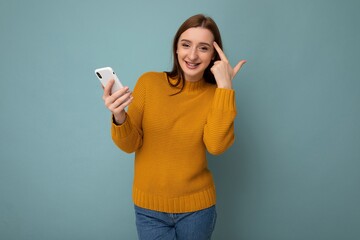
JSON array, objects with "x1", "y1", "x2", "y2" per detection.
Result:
[{"x1": 102, "y1": 14, "x2": 246, "y2": 240}]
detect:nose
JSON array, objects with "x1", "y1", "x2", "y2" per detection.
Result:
[{"x1": 188, "y1": 47, "x2": 198, "y2": 61}]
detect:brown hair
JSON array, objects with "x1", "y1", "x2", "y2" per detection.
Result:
[{"x1": 166, "y1": 14, "x2": 223, "y2": 92}]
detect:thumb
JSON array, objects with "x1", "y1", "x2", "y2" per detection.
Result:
[
  {"x1": 233, "y1": 60, "x2": 247, "y2": 78},
  {"x1": 103, "y1": 79, "x2": 114, "y2": 98}
]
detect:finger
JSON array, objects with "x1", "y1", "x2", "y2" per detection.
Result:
[
  {"x1": 109, "y1": 92, "x2": 132, "y2": 110},
  {"x1": 105, "y1": 87, "x2": 131, "y2": 107},
  {"x1": 121, "y1": 96, "x2": 134, "y2": 109},
  {"x1": 213, "y1": 42, "x2": 228, "y2": 62},
  {"x1": 104, "y1": 86, "x2": 130, "y2": 105},
  {"x1": 103, "y1": 79, "x2": 114, "y2": 98},
  {"x1": 111, "y1": 98, "x2": 133, "y2": 115},
  {"x1": 110, "y1": 86, "x2": 130, "y2": 100},
  {"x1": 111, "y1": 95, "x2": 134, "y2": 114},
  {"x1": 233, "y1": 60, "x2": 247, "y2": 77}
]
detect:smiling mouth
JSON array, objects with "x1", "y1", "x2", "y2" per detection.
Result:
[{"x1": 185, "y1": 61, "x2": 200, "y2": 69}]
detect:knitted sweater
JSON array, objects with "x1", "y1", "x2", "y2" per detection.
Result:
[{"x1": 111, "y1": 72, "x2": 236, "y2": 213}]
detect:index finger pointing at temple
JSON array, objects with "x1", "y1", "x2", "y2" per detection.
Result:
[{"x1": 213, "y1": 41, "x2": 228, "y2": 62}]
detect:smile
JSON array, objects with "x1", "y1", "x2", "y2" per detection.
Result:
[{"x1": 185, "y1": 61, "x2": 200, "y2": 69}]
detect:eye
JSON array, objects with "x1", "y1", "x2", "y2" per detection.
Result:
[
  {"x1": 199, "y1": 46, "x2": 209, "y2": 52},
  {"x1": 181, "y1": 43, "x2": 190, "y2": 48}
]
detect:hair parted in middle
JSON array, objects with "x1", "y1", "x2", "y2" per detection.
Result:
[{"x1": 166, "y1": 14, "x2": 223, "y2": 93}]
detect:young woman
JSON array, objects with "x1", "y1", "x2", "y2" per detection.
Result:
[{"x1": 102, "y1": 14, "x2": 246, "y2": 240}]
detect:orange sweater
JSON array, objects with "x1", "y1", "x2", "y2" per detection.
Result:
[{"x1": 111, "y1": 72, "x2": 236, "y2": 213}]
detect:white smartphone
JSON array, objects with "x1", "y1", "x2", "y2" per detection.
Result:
[{"x1": 95, "y1": 67, "x2": 124, "y2": 94}]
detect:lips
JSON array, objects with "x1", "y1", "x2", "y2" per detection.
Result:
[{"x1": 185, "y1": 61, "x2": 200, "y2": 69}]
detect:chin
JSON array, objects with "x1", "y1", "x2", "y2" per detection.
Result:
[{"x1": 180, "y1": 65, "x2": 206, "y2": 81}]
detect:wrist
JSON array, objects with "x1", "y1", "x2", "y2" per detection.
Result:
[
  {"x1": 113, "y1": 111, "x2": 126, "y2": 125},
  {"x1": 216, "y1": 78, "x2": 232, "y2": 89},
  {"x1": 217, "y1": 83, "x2": 232, "y2": 89}
]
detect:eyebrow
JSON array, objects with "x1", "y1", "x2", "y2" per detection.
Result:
[{"x1": 180, "y1": 39, "x2": 212, "y2": 47}]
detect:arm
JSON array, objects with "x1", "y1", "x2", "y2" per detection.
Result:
[
  {"x1": 203, "y1": 88, "x2": 237, "y2": 155},
  {"x1": 103, "y1": 76, "x2": 146, "y2": 153},
  {"x1": 203, "y1": 42, "x2": 245, "y2": 154}
]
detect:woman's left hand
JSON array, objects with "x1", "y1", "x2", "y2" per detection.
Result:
[{"x1": 210, "y1": 41, "x2": 246, "y2": 89}]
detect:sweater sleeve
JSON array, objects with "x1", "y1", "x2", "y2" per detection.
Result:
[
  {"x1": 203, "y1": 88, "x2": 237, "y2": 155},
  {"x1": 111, "y1": 74, "x2": 147, "y2": 153}
]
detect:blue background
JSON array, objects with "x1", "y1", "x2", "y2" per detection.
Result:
[{"x1": 1, "y1": 0, "x2": 359, "y2": 239}]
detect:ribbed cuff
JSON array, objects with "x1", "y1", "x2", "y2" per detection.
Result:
[
  {"x1": 212, "y1": 88, "x2": 236, "y2": 111},
  {"x1": 111, "y1": 113, "x2": 133, "y2": 138}
]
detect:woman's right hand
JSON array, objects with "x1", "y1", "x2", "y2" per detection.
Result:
[{"x1": 102, "y1": 79, "x2": 133, "y2": 125}]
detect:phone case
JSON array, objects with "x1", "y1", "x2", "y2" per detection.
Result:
[{"x1": 95, "y1": 67, "x2": 124, "y2": 94}]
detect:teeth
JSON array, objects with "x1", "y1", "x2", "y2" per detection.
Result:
[{"x1": 186, "y1": 61, "x2": 199, "y2": 67}]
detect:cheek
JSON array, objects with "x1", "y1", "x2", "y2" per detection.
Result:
[
  {"x1": 176, "y1": 49, "x2": 184, "y2": 60},
  {"x1": 202, "y1": 53, "x2": 213, "y2": 65}
]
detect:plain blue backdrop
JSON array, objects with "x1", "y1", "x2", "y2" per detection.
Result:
[{"x1": 1, "y1": 0, "x2": 359, "y2": 239}]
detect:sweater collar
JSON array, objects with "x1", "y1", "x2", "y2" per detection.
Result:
[
  {"x1": 168, "y1": 75, "x2": 208, "y2": 93},
  {"x1": 183, "y1": 79, "x2": 207, "y2": 92}
]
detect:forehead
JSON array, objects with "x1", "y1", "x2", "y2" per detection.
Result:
[{"x1": 179, "y1": 27, "x2": 214, "y2": 43}]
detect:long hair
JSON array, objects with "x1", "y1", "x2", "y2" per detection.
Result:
[{"x1": 166, "y1": 14, "x2": 223, "y2": 93}]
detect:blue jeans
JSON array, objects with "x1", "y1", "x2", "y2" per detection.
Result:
[{"x1": 134, "y1": 205, "x2": 217, "y2": 240}]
